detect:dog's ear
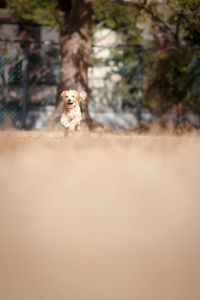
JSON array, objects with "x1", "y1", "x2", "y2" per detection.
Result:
[
  {"x1": 74, "y1": 91, "x2": 80, "y2": 101},
  {"x1": 80, "y1": 91, "x2": 87, "y2": 101},
  {"x1": 60, "y1": 90, "x2": 68, "y2": 100}
]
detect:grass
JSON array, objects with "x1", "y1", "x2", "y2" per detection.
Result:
[{"x1": 0, "y1": 129, "x2": 200, "y2": 300}]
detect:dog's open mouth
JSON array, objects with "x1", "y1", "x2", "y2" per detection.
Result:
[{"x1": 67, "y1": 103, "x2": 74, "y2": 108}]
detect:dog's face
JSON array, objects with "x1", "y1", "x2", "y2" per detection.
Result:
[{"x1": 60, "y1": 90, "x2": 80, "y2": 109}]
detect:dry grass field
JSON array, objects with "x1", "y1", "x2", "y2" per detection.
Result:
[{"x1": 0, "y1": 129, "x2": 200, "y2": 300}]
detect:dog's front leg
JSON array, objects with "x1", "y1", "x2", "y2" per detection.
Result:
[
  {"x1": 64, "y1": 127, "x2": 69, "y2": 137},
  {"x1": 75, "y1": 122, "x2": 80, "y2": 131}
]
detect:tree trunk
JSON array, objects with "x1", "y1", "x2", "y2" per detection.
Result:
[
  {"x1": 176, "y1": 103, "x2": 183, "y2": 128},
  {"x1": 46, "y1": 0, "x2": 95, "y2": 129}
]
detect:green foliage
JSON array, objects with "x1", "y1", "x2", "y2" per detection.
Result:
[
  {"x1": 6, "y1": 0, "x2": 57, "y2": 25},
  {"x1": 144, "y1": 49, "x2": 194, "y2": 114},
  {"x1": 5, "y1": 0, "x2": 200, "y2": 115},
  {"x1": 140, "y1": 0, "x2": 200, "y2": 114},
  {"x1": 176, "y1": 0, "x2": 200, "y2": 45},
  {"x1": 95, "y1": 0, "x2": 142, "y2": 43},
  {"x1": 94, "y1": 0, "x2": 200, "y2": 115},
  {"x1": 187, "y1": 51, "x2": 200, "y2": 111}
]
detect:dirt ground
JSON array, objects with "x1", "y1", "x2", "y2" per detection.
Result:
[{"x1": 0, "y1": 129, "x2": 200, "y2": 300}]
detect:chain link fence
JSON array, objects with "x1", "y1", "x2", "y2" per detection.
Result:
[
  {"x1": 89, "y1": 44, "x2": 144, "y2": 128},
  {"x1": 0, "y1": 39, "x2": 200, "y2": 129},
  {"x1": 0, "y1": 39, "x2": 59, "y2": 129},
  {"x1": 89, "y1": 44, "x2": 200, "y2": 129}
]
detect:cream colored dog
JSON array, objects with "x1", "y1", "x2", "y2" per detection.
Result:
[{"x1": 60, "y1": 90, "x2": 87, "y2": 136}]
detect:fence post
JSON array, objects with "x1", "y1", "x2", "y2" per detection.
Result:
[
  {"x1": 22, "y1": 41, "x2": 29, "y2": 129},
  {"x1": 136, "y1": 46, "x2": 143, "y2": 123}
]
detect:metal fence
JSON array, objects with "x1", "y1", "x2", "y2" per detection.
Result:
[
  {"x1": 89, "y1": 43, "x2": 200, "y2": 128},
  {"x1": 0, "y1": 39, "x2": 200, "y2": 129},
  {"x1": 0, "y1": 39, "x2": 59, "y2": 129},
  {"x1": 89, "y1": 44, "x2": 144, "y2": 127}
]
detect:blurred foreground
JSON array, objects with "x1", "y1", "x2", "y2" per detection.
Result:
[{"x1": 0, "y1": 130, "x2": 200, "y2": 300}]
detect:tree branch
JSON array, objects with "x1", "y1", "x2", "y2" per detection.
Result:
[{"x1": 116, "y1": 0, "x2": 176, "y2": 40}]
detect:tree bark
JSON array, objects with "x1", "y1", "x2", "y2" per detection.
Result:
[{"x1": 46, "y1": 0, "x2": 95, "y2": 129}]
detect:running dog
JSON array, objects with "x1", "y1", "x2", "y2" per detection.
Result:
[{"x1": 60, "y1": 90, "x2": 87, "y2": 136}]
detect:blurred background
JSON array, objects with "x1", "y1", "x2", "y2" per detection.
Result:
[
  {"x1": 0, "y1": 0, "x2": 200, "y2": 130},
  {"x1": 1, "y1": 2, "x2": 200, "y2": 300}
]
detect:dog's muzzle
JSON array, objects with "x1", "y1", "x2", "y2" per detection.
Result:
[{"x1": 67, "y1": 100, "x2": 74, "y2": 107}]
